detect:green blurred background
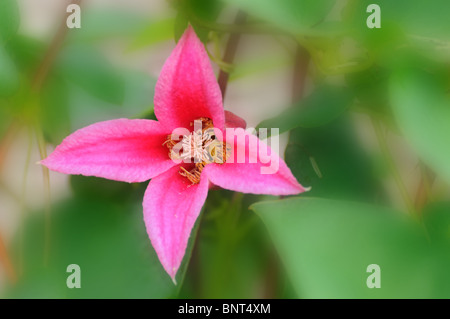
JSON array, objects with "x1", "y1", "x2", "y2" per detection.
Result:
[{"x1": 2, "y1": 0, "x2": 450, "y2": 299}]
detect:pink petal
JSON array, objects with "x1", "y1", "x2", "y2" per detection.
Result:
[
  {"x1": 225, "y1": 110, "x2": 247, "y2": 129},
  {"x1": 204, "y1": 128, "x2": 307, "y2": 195},
  {"x1": 154, "y1": 26, "x2": 225, "y2": 131},
  {"x1": 41, "y1": 119, "x2": 176, "y2": 183},
  {"x1": 143, "y1": 165, "x2": 209, "y2": 282}
]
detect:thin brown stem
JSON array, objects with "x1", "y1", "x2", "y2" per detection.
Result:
[
  {"x1": 185, "y1": 12, "x2": 247, "y2": 296},
  {"x1": 0, "y1": 232, "x2": 17, "y2": 284},
  {"x1": 0, "y1": 179, "x2": 24, "y2": 207},
  {"x1": 182, "y1": 215, "x2": 203, "y2": 297},
  {"x1": 18, "y1": 128, "x2": 33, "y2": 276},
  {"x1": 31, "y1": 0, "x2": 82, "y2": 266},
  {"x1": 371, "y1": 118, "x2": 415, "y2": 215},
  {"x1": 35, "y1": 127, "x2": 51, "y2": 266},
  {"x1": 291, "y1": 45, "x2": 310, "y2": 103},
  {"x1": 0, "y1": 121, "x2": 22, "y2": 284},
  {"x1": 217, "y1": 11, "x2": 247, "y2": 99},
  {"x1": 0, "y1": 121, "x2": 20, "y2": 172},
  {"x1": 414, "y1": 166, "x2": 435, "y2": 214},
  {"x1": 264, "y1": 45, "x2": 310, "y2": 298},
  {"x1": 32, "y1": 0, "x2": 82, "y2": 92}
]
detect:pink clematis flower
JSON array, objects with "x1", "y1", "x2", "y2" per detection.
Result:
[{"x1": 41, "y1": 27, "x2": 307, "y2": 283}]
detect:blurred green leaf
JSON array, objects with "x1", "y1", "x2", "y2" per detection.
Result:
[
  {"x1": 222, "y1": 0, "x2": 336, "y2": 33},
  {"x1": 179, "y1": 190, "x2": 269, "y2": 298},
  {"x1": 70, "y1": 175, "x2": 142, "y2": 203},
  {"x1": 6, "y1": 197, "x2": 180, "y2": 298},
  {"x1": 390, "y1": 67, "x2": 450, "y2": 184},
  {"x1": 176, "y1": 0, "x2": 223, "y2": 43},
  {"x1": 57, "y1": 45, "x2": 125, "y2": 105},
  {"x1": 122, "y1": 71, "x2": 156, "y2": 115},
  {"x1": 68, "y1": 70, "x2": 156, "y2": 129},
  {"x1": 0, "y1": 43, "x2": 20, "y2": 97},
  {"x1": 349, "y1": 0, "x2": 450, "y2": 41},
  {"x1": 230, "y1": 56, "x2": 289, "y2": 82},
  {"x1": 174, "y1": 207, "x2": 204, "y2": 291},
  {"x1": 127, "y1": 19, "x2": 175, "y2": 52},
  {"x1": 174, "y1": 12, "x2": 190, "y2": 43},
  {"x1": 70, "y1": 9, "x2": 148, "y2": 42},
  {"x1": 40, "y1": 77, "x2": 71, "y2": 144},
  {"x1": 305, "y1": 35, "x2": 374, "y2": 75},
  {"x1": 346, "y1": 66, "x2": 388, "y2": 112},
  {"x1": 0, "y1": 0, "x2": 20, "y2": 42},
  {"x1": 257, "y1": 84, "x2": 352, "y2": 136},
  {"x1": 252, "y1": 197, "x2": 450, "y2": 298},
  {"x1": 423, "y1": 203, "x2": 450, "y2": 250},
  {"x1": 285, "y1": 116, "x2": 380, "y2": 201},
  {"x1": 0, "y1": 100, "x2": 11, "y2": 135},
  {"x1": 6, "y1": 35, "x2": 44, "y2": 73},
  {"x1": 188, "y1": 0, "x2": 223, "y2": 21}
]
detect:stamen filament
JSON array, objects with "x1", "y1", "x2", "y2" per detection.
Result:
[{"x1": 163, "y1": 118, "x2": 231, "y2": 184}]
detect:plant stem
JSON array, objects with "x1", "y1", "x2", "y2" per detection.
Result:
[
  {"x1": 0, "y1": 179, "x2": 24, "y2": 207},
  {"x1": 32, "y1": 0, "x2": 82, "y2": 92},
  {"x1": 35, "y1": 127, "x2": 51, "y2": 266},
  {"x1": 371, "y1": 118, "x2": 414, "y2": 215},
  {"x1": 0, "y1": 121, "x2": 20, "y2": 171},
  {"x1": 264, "y1": 44, "x2": 310, "y2": 298},
  {"x1": 291, "y1": 45, "x2": 310, "y2": 103},
  {"x1": 18, "y1": 128, "x2": 33, "y2": 275},
  {"x1": 218, "y1": 11, "x2": 247, "y2": 99},
  {"x1": 188, "y1": 12, "x2": 281, "y2": 35},
  {"x1": 414, "y1": 166, "x2": 435, "y2": 214},
  {"x1": 30, "y1": 0, "x2": 82, "y2": 266},
  {"x1": 175, "y1": 209, "x2": 204, "y2": 296},
  {"x1": 209, "y1": 192, "x2": 243, "y2": 298},
  {"x1": 0, "y1": 233, "x2": 16, "y2": 284}
]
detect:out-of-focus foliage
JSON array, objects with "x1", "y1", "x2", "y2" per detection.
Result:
[
  {"x1": 257, "y1": 84, "x2": 352, "y2": 136},
  {"x1": 174, "y1": 0, "x2": 223, "y2": 43},
  {"x1": 0, "y1": 0, "x2": 20, "y2": 97},
  {"x1": 6, "y1": 175, "x2": 207, "y2": 298},
  {"x1": 285, "y1": 116, "x2": 381, "y2": 201},
  {"x1": 127, "y1": 18, "x2": 175, "y2": 51},
  {"x1": 70, "y1": 8, "x2": 148, "y2": 42},
  {"x1": 0, "y1": 44, "x2": 20, "y2": 98},
  {"x1": 3, "y1": 0, "x2": 450, "y2": 300},
  {"x1": 179, "y1": 190, "x2": 272, "y2": 299},
  {"x1": 7, "y1": 196, "x2": 178, "y2": 298},
  {"x1": 349, "y1": 0, "x2": 450, "y2": 41},
  {"x1": 0, "y1": 5, "x2": 161, "y2": 140},
  {"x1": 40, "y1": 77, "x2": 71, "y2": 144},
  {"x1": 390, "y1": 64, "x2": 450, "y2": 184},
  {"x1": 345, "y1": 66, "x2": 390, "y2": 116},
  {"x1": 0, "y1": 0, "x2": 20, "y2": 41},
  {"x1": 57, "y1": 45, "x2": 125, "y2": 105},
  {"x1": 222, "y1": 0, "x2": 336, "y2": 33},
  {"x1": 253, "y1": 198, "x2": 450, "y2": 298}
]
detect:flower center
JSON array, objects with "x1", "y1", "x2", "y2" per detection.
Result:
[{"x1": 163, "y1": 118, "x2": 231, "y2": 184}]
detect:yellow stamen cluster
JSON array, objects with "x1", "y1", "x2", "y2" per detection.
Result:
[{"x1": 163, "y1": 118, "x2": 231, "y2": 184}]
